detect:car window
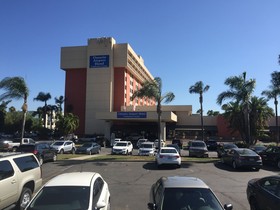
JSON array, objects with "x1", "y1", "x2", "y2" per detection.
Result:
[
  {"x1": 13, "y1": 155, "x2": 40, "y2": 172},
  {"x1": 27, "y1": 186, "x2": 90, "y2": 210},
  {"x1": 92, "y1": 177, "x2": 104, "y2": 207},
  {"x1": 161, "y1": 149, "x2": 177, "y2": 154},
  {"x1": 155, "y1": 184, "x2": 164, "y2": 206},
  {"x1": 0, "y1": 160, "x2": 14, "y2": 180},
  {"x1": 260, "y1": 178, "x2": 280, "y2": 196}
]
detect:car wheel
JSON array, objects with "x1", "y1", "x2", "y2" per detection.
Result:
[
  {"x1": 52, "y1": 154, "x2": 57, "y2": 162},
  {"x1": 59, "y1": 149, "x2": 64, "y2": 154},
  {"x1": 17, "y1": 187, "x2": 32, "y2": 210},
  {"x1": 97, "y1": 148, "x2": 100, "y2": 154},
  {"x1": 126, "y1": 150, "x2": 129, "y2": 155},
  {"x1": 177, "y1": 164, "x2": 181, "y2": 168},
  {"x1": 232, "y1": 161, "x2": 237, "y2": 169},
  {"x1": 38, "y1": 156, "x2": 43, "y2": 165},
  {"x1": 71, "y1": 148, "x2": 75, "y2": 154},
  {"x1": 249, "y1": 198, "x2": 259, "y2": 210},
  {"x1": 89, "y1": 150, "x2": 92, "y2": 155}
]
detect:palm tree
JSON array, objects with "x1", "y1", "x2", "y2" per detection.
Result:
[
  {"x1": 34, "y1": 92, "x2": 51, "y2": 128},
  {"x1": 0, "y1": 77, "x2": 29, "y2": 139},
  {"x1": 55, "y1": 95, "x2": 65, "y2": 114},
  {"x1": 189, "y1": 81, "x2": 210, "y2": 141},
  {"x1": 217, "y1": 72, "x2": 256, "y2": 144},
  {"x1": 131, "y1": 77, "x2": 175, "y2": 151},
  {"x1": 56, "y1": 113, "x2": 79, "y2": 137},
  {"x1": 262, "y1": 71, "x2": 280, "y2": 144}
]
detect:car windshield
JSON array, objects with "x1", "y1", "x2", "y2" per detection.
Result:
[
  {"x1": 162, "y1": 188, "x2": 224, "y2": 210},
  {"x1": 82, "y1": 143, "x2": 92, "y2": 147},
  {"x1": 26, "y1": 186, "x2": 90, "y2": 210},
  {"x1": 141, "y1": 144, "x2": 153, "y2": 148},
  {"x1": 237, "y1": 149, "x2": 256, "y2": 155},
  {"x1": 116, "y1": 142, "x2": 127, "y2": 146},
  {"x1": 224, "y1": 144, "x2": 237, "y2": 149},
  {"x1": 53, "y1": 141, "x2": 64, "y2": 146},
  {"x1": 161, "y1": 148, "x2": 177, "y2": 154},
  {"x1": 192, "y1": 142, "x2": 205, "y2": 147}
]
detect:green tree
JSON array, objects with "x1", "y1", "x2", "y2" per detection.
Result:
[
  {"x1": 207, "y1": 110, "x2": 220, "y2": 116},
  {"x1": 189, "y1": 81, "x2": 210, "y2": 141},
  {"x1": 55, "y1": 95, "x2": 64, "y2": 114},
  {"x1": 34, "y1": 92, "x2": 51, "y2": 128},
  {"x1": 131, "y1": 77, "x2": 175, "y2": 151},
  {"x1": 0, "y1": 100, "x2": 11, "y2": 132},
  {"x1": 0, "y1": 77, "x2": 29, "y2": 139},
  {"x1": 217, "y1": 72, "x2": 256, "y2": 145},
  {"x1": 262, "y1": 71, "x2": 280, "y2": 144},
  {"x1": 56, "y1": 113, "x2": 79, "y2": 137},
  {"x1": 32, "y1": 106, "x2": 44, "y2": 127}
]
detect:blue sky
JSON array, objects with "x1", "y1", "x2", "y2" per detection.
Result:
[{"x1": 1, "y1": 0, "x2": 279, "y2": 114}]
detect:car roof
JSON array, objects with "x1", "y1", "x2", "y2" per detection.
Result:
[
  {"x1": 45, "y1": 172, "x2": 99, "y2": 187},
  {"x1": 161, "y1": 176, "x2": 209, "y2": 189},
  {"x1": 142, "y1": 142, "x2": 154, "y2": 144}
]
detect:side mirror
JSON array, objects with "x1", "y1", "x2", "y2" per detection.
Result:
[
  {"x1": 224, "y1": 203, "x2": 233, "y2": 210},
  {"x1": 147, "y1": 203, "x2": 156, "y2": 210},
  {"x1": 95, "y1": 201, "x2": 106, "y2": 209}
]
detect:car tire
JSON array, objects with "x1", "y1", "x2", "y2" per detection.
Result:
[
  {"x1": 17, "y1": 187, "x2": 32, "y2": 210},
  {"x1": 52, "y1": 154, "x2": 57, "y2": 162},
  {"x1": 71, "y1": 148, "x2": 75, "y2": 154},
  {"x1": 59, "y1": 149, "x2": 64, "y2": 154},
  {"x1": 38, "y1": 156, "x2": 43, "y2": 165},
  {"x1": 126, "y1": 150, "x2": 129, "y2": 155},
  {"x1": 97, "y1": 148, "x2": 100, "y2": 154},
  {"x1": 89, "y1": 150, "x2": 92, "y2": 155},
  {"x1": 249, "y1": 198, "x2": 259, "y2": 210}
]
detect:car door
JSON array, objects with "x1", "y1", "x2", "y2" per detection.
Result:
[
  {"x1": 64, "y1": 141, "x2": 72, "y2": 152},
  {"x1": 41, "y1": 143, "x2": 52, "y2": 160},
  {"x1": 0, "y1": 160, "x2": 18, "y2": 209},
  {"x1": 257, "y1": 177, "x2": 280, "y2": 210}
]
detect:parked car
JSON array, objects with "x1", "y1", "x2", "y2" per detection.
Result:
[
  {"x1": 0, "y1": 153, "x2": 42, "y2": 210},
  {"x1": 155, "y1": 147, "x2": 181, "y2": 168},
  {"x1": 154, "y1": 139, "x2": 165, "y2": 149},
  {"x1": 206, "y1": 139, "x2": 218, "y2": 151},
  {"x1": 166, "y1": 143, "x2": 181, "y2": 155},
  {"x1": 16, "y1": 142, "x2": 57, "y2": 165},
  {"x1": 51, "y1": 140, "x2": 76, "y2": 154},
  {"x1": 247, "y1": 175, "x2": 280, "y2": 210},
  {"x1": 137, "y1": 138, "x2": 148, "y2": 148},
  {"x1": 111, "y1": 141, "x2": 133, "y2": 155},
  {"x1": 259, "y1": 146, "x2": 280, "y2": 168},
  {"x1": 249, "y1": 144, "x2": 267, "y2": 154},
  {"x1": 148, "y1": 176, "x2": 233, "y2": 210},
  {"x1": 188, "y1": 140, "x2": 209, "y2": 157},
  {"x1": 217, "y1": 143, "x2": 238, "y2": 158},
  {"x1": 221, "y1": 148, "x2": 262, "y2": 170},
  {"x1": 138, "y1": 142, "x2": 156, "y2": 156},
  {"x1": 172, "y1": 138, "x2": 183, "y2": 149},
  {"x1": 75, "y1": 142, "x2": 101, "y2": 155},
  {"x1": 25, "y1": 172, "x2": 111, "y2": 210}
]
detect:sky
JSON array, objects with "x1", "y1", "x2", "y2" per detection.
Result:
[{"x1": 0, "y1": 0, "x2": 280, "y2": 114}]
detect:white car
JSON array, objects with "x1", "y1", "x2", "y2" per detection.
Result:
[
  {"x1": 51, "y1": 140, "x2": 76, "y2": 154},
  {"x1": 154, "y1": 139, "x2": 165, "y2": 149},
  {"x1": 156, "y1": 147, "x2": 181, "y2": 168},
  {"x1": 25, "y1": 172, "x2": 111, "y2": 210},
  {"x1": 137, "y1": 138, "x2": 148, "y2": 148},
  {"x1": 111, "y1": 141, "x2": 133, "y2": 155},
  {"x1": 138, "y1": 142, "x2": 156, "y2": 156}
]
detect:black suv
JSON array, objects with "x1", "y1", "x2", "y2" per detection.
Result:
[{"x1": 17, "y1": 142, "x2": 57, "y2": 165}]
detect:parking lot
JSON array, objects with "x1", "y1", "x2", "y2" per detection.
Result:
[{"x1": 41, "y1": 147, "x2": 280, "y2": 210}]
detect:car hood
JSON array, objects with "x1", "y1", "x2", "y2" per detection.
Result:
[{"x1": 139, "y1": 148, "x2": 154, "y2": 151}]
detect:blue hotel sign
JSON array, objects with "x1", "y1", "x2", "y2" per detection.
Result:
[
  {"x1": 89, "y1": 55, "x2": 109, "y2": 68},
  {"x1": 117, "y1": 112, "x2": 147, "y2": 119}
]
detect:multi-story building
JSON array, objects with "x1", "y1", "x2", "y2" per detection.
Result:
[{"x1": 60, "y1": 37, "x2": 277, "y2": 142}]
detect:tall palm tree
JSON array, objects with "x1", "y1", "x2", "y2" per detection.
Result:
[
  {"x1": 262, "y1": 71, "x2": 280, "y2": 144},
  {"x1": 55, "y1": 95, "x2": 65, "y2": 114},
  {"x1": 131, "y1": 77, "x2": 175, "y2": 151},
  {"x1": 0, "y1": 77, "x2": 29, "y2": 139},
  {"x1": 189, "y1": 81, "x2": 210, "y2": 141},
  {"x1": 34, "y1": 92, "x2": 51, "y2": 128},
  {"x1": 217, "y1": 72, "x2": 256, "y2": 144}
]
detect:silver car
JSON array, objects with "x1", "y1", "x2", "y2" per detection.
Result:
[
  {"x1": 138, "y1": 142, "x2": 155, "y2": 156},
  {"x1": 148, "y1": 176, "x2": 233, "y2": 210},
  {"x1": 188, "y1": 140, "x2": 209, "y2": 157}
]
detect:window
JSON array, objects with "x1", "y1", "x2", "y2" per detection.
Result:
[
  {"x1": 13, "y1": 155, "x2": 39, "y2": 172},
  {"x1": 92, "y1": 177, "x2": 104, "y2": 206},
  {"x1": 0, "y1": 160, "x2": 14, "y2": 180},
  {"x1": 260, "y1": 178, "x2": 280, "y2": 196}
]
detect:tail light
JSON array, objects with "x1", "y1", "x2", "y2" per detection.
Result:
[{"x1": 33, "y1": 150, "x2": 38, "y2": 155}]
